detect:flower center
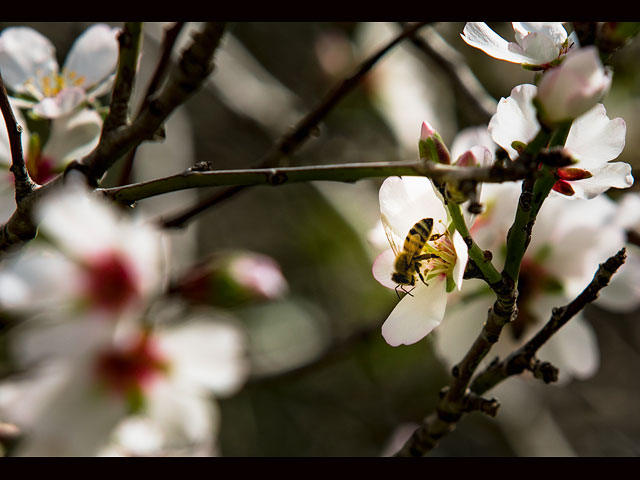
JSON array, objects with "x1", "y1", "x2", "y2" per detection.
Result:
[
  {"x1": 418, "y1": 225, "x2": 457, "y2": 281},
  {"x1": 82, "y1": 251, "x2": 141, "y2": 313},
  {"x1": 94, "y1": 333, "x2": 169, "y2": 399},
  {"x1": 25, "y1": 68, "x2": 86, "y2": 99}
]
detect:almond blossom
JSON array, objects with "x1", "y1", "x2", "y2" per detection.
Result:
[
  {"x1": 0, "y1": 24, "x2": 119, "y2": 118},
  {"x1": 0, "y1": 178, "x2": 166, "y2": 321},
  {"x1": 0, "y1": 103, "x2": 103, "y2": 189},
  {"x1": 461, "y1": 22, "x2": 576, "y2": 69},
  {"x1": 594, "y1": 192, "x2": 640, "y2": 313},
  {"x1": 0, "y1": 314, "x2": 249, "y2": 456},
  {"x1": 372, "y1": 176, "x2": 468, "y2": 346},
  {"x1": 0, "y1": 182, "x2": 250, "y2": 456},
  {"x1": 488, "y1": 83, "x2": 632, "y2": 199},
  {"x1": 535, "y1": 46, "x2": 612, "y2": 126}
]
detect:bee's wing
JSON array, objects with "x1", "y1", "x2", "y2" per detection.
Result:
[{"x1": 381, "y1": 213, "x2": 401, "y2": 256}]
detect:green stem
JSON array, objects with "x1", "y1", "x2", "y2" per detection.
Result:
[{"x1": 447, "y1": 201, "x2": 501, "y2": 286}]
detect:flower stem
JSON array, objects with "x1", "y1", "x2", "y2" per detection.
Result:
[{"x1": 447, "y1": 201, "x2": 501, "y2": 285}]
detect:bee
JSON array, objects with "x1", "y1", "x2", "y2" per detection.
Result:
[{"x1": 383, "y1": 216, "x2": 441, "y2": 298}]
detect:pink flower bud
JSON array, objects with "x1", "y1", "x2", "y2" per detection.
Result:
[
  {"x1": 171, "y1": 251, "x2": 288, "y2": 308},
  {"x1": 454, "y1": 145, "x2": 491, "y2": 167},
  {"x1": 420, "y1": 121, "x2": 436, "y2": 140},
  {"x1": 535, "y1": 46, "x2": 612, "y2": 127},
  {"x1": 418, "y1": 121, "x2": 451, "y2": 164}
]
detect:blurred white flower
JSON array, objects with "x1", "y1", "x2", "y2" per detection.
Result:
[
  {"x1": 437, "y1": 181, "x2": 625, "y2": 383},
  {"x1": 488, "y1": 83, "x2": 632, "y2": 199},
  {"x1": 0, "y1": 105, "x2": 103, "y2": 185},
  {"x1": 372, "y1": 176, "x2": 468, "y2": 346},
  {"x1": 0, "y1": 180, "x2": 166, "y2": 320},
  {"x1": 535, "y1": 46, "x2": 612, "y2": 126},
  {"x1": 0, "y1": 315, "x2": 249, "y2": 456},
  {"x1": 595, "y1": 192, "x2": 640, "y2": 313},
  {"x1": 461, "y1": 22, "x2": 575, "y2": 69},
  {"x1": 0, "y1": 24, "x2": 119, "y2": 118}
]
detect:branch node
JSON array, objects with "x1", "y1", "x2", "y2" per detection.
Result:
[{"x1": 462, "y1": 392, "x2": 500, "y2": 417}]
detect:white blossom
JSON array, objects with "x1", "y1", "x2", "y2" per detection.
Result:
[
  {"x1": 0, "y1": 24, "x2": 118, "y2": 118},
  {"x1": 488, "y1": 83, "x2": 632, "y2": 199},
  {"x1": 372, "y1": 176, "x2": 468, "y2": 346},
  {"x1": 461, "y1": 22, "x2": 575, "y2": 69}
]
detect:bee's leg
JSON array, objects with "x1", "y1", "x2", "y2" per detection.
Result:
[
  {"x1": 415, "y1": 263, "x2": 429, "y2": 286},
  {"x1": 395, "y1": 284, "x2": 414, "y2": 299},
  {"x1": 429, "y1": 233, "x2": 442, "y2": 242}
]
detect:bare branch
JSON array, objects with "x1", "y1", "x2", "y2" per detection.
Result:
[
  {"x1": 394, "y1": 247, "x2": 627, "y2": 456},
  {"x1": 102, "y1": 155, "x2": 538, "y2": 206},
  {"x1": 0, "y1": 71, "x2": 36, "y2": 200},
  {"x1": 118, "y1": 22, "x2": 186, "y2": 186},
  {"x1": 470, "y1": 246, "x2": 628, "y2": 395},
  {"x1": 81, "y1": 22, "x2": 227, "y2": 183},
  {"x1": 101, "y1": 22, "x2": 143, "y2": 135},
  {"x1": 157, "y1": 21, "x2": 433, "y2": 229}
]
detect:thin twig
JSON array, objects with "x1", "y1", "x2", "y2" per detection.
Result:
[
  {"x1": 0, "y1": 72, "x2": 36, "y2": 200},
  {"x1": 394, "y1": 247, "x2": 627, "y2": 456},
  {"x1": 101, "y1": 22, "x2": 143, "y2": 135},
  {"x1": 81, "y1": 22, "x2": 227, "y2": 182},
  {"x1": 157, "y1": 21, "x2": 432, "y2": 229},
  {"x1": 102, "y1": 155, "x2": 538, "y2": 206},
  {"x1": 0, "y1": 22, "x2": 226, "y2": 256},
  {"x1": 118, "y1": 22, "x2": 186, "y2": 186},
  {"x1": 470, "y1": 247, "x2": 628, "y2": 395}
]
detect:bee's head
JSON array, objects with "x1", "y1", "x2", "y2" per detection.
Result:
[{"x1": 391, "y1": 272, "x2": 414, "y2": 285}]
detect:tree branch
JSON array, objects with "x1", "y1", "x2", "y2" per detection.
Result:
[
  {"x1": 0, "y1": 22, "x2": 226, "y2": 256},
  {"x1": 102, "y1": 155, "x2": 538, "y2": 206},
  {"x1": 81, "y1": 22, "x2": 227, "y2": 183},
  {"x1": 118, "y1": 22, "x2": 186, "y2": 186},
  {"x1": 0, "y1": 71, "x2": 36, "y2": 200},
  {"x1": 157, "y1": 21, "x2": 433, "y2": 229},
  {"x1": 394, "y1": 247, "x2": 627, "y2": 456},
  {"x1": 101, "y1": 22, "x2": 143, "y2": 135},
  {"x1": 470, "y1": 247, "x2": 628, "y2": 395}
]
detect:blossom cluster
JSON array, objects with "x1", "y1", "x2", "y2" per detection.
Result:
[
  {"x1": 0, "y1": 24, "x2": 290, "y2": 457},
  {"x1": 371, "y1": 22, "x2": 637, "y2": 385}
]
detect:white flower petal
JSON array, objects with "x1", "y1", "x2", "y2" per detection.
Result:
[
  {"x1": 509, "y1": 31, "x2": 560, "y2": 65},
  {"x1": 536, "y1": 46, "x2": 612, "y2": 125},
  {"x1": 461, "y1": 23, "x2": 534, "y2": 64},
  {"x1": 565, "y1": 104, "x2": 626, "y2": 169},
  {"x1": 0, "y1": 27, "x2": 58, "y2": 93},
  {"x1": 31, "y1": 87, "x2": 86, "y2": 118},
  {"x1": 537, "y1": 312, "x2": 599, "y2": 383},
  {"x1": 145, "y1": 378, "x2": 218, "y2": 453},
  {"x1": 63, "y1": 24, "x2": 120, "y2": 89},
  {"x1": 451, "y1": 230, "x2": 468, "y2": 290},
  {"x1": 381, "y1": 276, "x2": 448, "y2": 346},
  {"x1": 613, "y1": 192, "x2": 640, "y2": 231},
  {"x1": 158, "y1": 318, "x2": 249, "y2": 396},
  {"x1": 512, "y1": 22, "x2": 568, "y2": 47},
  {"x1": 15, "y1": 363, "x2": 127, "y2": 456},
  {"x1": 561, "y1": 162, "x2": 634, "y2": 200},
  {"x1": 450, "y1": 126, "x2": 496, "y2": 162},
  {"x1": 488, "y1": 84, "x2": 539, "y2": 160},
  {"x1": 42, "y1": 108, "x2": 103, "y2": 167},
  {"x1": 378, "y1": 176, "x2": 447, "y2": 239},
  {"x1": 596, "y1": 247, "x2": 640, "y2": 313},
  {"x1": 372, "y1": 248, "x2": 398, "y2": 290}
]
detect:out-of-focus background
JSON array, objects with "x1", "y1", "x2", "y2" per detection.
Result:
[{"x1": 2, "y1": 21, "x2": 640, "y2": 456}]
